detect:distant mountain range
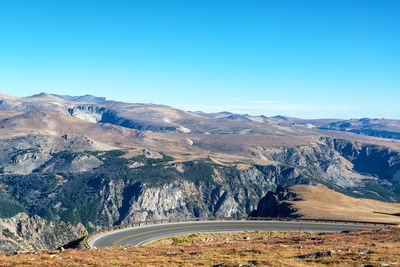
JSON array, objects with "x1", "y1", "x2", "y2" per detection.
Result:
[
  {"x1": 0, "y1": 92, "x2": 399, "y2": 139},
  {"x1": 50, "y1": 94, "x2": 107, "y2": 103}
]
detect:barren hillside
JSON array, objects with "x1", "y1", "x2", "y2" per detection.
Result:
[{"x1": 252, "y1": 185, "x2": 400, "y2": 224}]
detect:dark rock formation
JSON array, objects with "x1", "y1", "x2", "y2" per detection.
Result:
[
  {"x1": 249, "y1": 186, "x2": 300, "y2": 218},
  {"x1": 297, "y1": 251, "x2": 332, "y2": 259}
]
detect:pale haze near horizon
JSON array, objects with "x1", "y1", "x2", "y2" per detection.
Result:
[{"x1": 0, "y1": 0, "x2": 399, "y2": 119}]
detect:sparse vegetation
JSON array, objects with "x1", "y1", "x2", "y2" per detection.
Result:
[
  {"x1": 1, "y1": 228, "x2": 14, "y2": 238},
  {"x1": 172, "y1": 237, "x2": 188, "y2": 243},
  {"x1": 0, "y1": 199, "x2": 26, "y2": 218},
  {"x1": 129, "y1": 152, "x2": 174, "y2": 165},
  {"x1": 1, "y1": 228, "x2": 399, "y2": 266},
  {"x1": 10, "y1": 148, "x2": 39, "y2": 160},
  {"x1": 343, "y1": 182, "x2": 400, "y2": 202},
  {"x1": 182, "y1": 161, "x2": 214, "y2": 183}
]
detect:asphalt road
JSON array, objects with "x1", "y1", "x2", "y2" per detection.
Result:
[{"x1": 89, "y1": 220, "x2": 384, "y2": 248}]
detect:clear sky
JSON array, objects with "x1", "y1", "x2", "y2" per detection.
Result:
[{"x1": 0, "y1": 0, "x2": 399, "y2": 119}]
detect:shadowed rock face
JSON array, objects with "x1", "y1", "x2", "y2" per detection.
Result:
[
  {"x1": 249, "y1": 187, "x2": 299, "y2": 218},
  {"x1": 332, "y1": 139, "x2": 400, "y2": 183}
]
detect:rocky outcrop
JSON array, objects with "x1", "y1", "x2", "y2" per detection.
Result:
[
  {"x1": 41, "y1": 153, "x2": 102, "y2": 173},
  {"x1": 67, "y1": 105, "x2": 180, "y2": 132},
  {"x1": 67, "y1": 105, "x2": 106, "y2": 123},
  {"x1": 262, "y1": 141, "x2": 358, "y2": 188},
  {"x1": 0, "y1": 135, "x2": 104, "y2": 175},
  {"x1": 0, "y1": 213, "x2": 86, "y2": 252},
  {"x1": 249, "y1": 186, "x2": 299, "y2": 218},
  {"x1": 331, "y1": 138, "x2": 400, "y2": 183}
]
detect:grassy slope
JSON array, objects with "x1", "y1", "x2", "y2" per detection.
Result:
[{"x1": 287, "y1": 185, "x2": 400, "y2": 224}]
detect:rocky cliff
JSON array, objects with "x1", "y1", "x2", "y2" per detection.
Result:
[{"x1": 0, "y1": 213, "x2": 86, "y2": 252}]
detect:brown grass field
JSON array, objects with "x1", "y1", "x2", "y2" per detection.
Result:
[
  {"x1": 288, "y1": 185, "x2": 400, "y2": 224},
  {"x1": 1, "y1": 228, "x2": 399, "y2": 266}
]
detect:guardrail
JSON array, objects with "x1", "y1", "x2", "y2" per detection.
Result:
[{"x1": 82, "y1": 216, "x2": 398, "y2": 249}]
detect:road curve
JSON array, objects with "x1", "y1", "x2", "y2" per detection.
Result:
[{"x1": 89, "y1": 220, "x2": 384, "y2": 248}]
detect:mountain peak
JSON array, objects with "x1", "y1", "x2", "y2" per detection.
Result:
[
  {"x1": 52, "y1": 94, "x2": 106, "y2": 103},
  {"x1": 29, "y1": 92, "x2": 52, "y2": 98}
]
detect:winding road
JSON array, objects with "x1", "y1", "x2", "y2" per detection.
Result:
[{"x1": 88, "y1": 220, "x2": 385, "y2": 248}]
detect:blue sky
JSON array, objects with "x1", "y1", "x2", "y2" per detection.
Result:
[{"x1": 0, "y1": 0, "x2": 399, "y2": 119}]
